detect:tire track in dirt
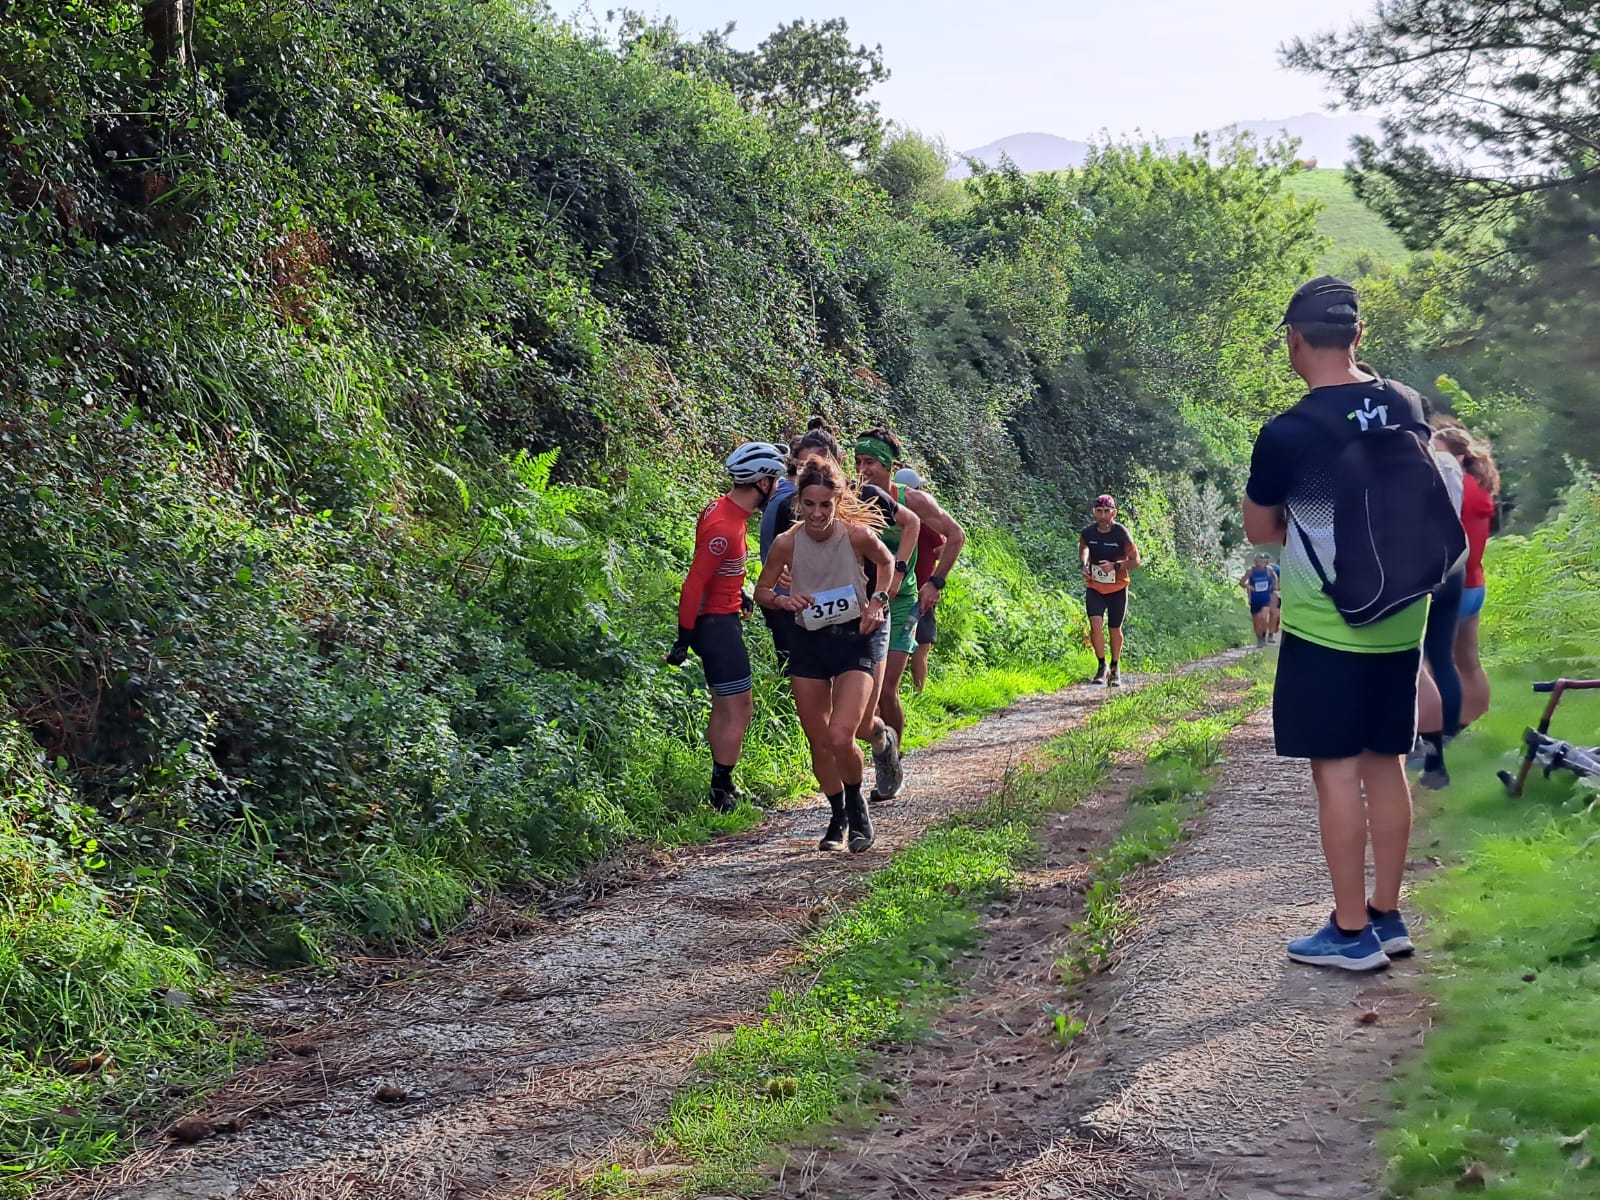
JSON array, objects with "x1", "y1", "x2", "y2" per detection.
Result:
[
  {"x1": 52, "y1": 653, "x2": 1244, "y2": 1200},
  {"x1": 775, "y1": 702, "x2": 1432, "y2": 1200}
]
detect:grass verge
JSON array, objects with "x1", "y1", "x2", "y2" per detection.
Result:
[
  {"x1": 1383, "y1": 662, "x2": 1600, "y2": 1198},
  {"x1": 652, "y1": 656, "x2": 1269, "y2": 1197},
  {"x1": 1056, "y1": 665, "x2": 1272, "y2": 986}
]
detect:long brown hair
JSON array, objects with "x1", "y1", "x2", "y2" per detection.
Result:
[
  {"x1": 1433, "y1": 425, "x2": 1501, "y2": 498},
  {"x1": 787, "y1": 417, "x2": 842, "y2": 475},
  {"x1": 796, "y1": 457, "x2": 885, "y2": 531}
]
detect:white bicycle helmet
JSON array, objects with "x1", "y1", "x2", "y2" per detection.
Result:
[{"x1": 725, "y1": 441, "x2": 788, "y2": 484}]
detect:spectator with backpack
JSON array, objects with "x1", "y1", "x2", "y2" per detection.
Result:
[{"x1": 1244, "y1": 276, "x2": 1465, "y2": 972}]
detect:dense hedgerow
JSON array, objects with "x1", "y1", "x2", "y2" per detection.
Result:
[{"x1": 0, "y1": 1, "x2": 1294, "y2": 1181}]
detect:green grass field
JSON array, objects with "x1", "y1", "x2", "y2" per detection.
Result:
[
  {"x1": 1386, "y1": 666, "x2": 1600, "y2": 1197},
  {"x1": 1284, "y1": 168, "x2": 1408, "y2": 270}
]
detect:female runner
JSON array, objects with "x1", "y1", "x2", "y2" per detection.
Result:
[{"x1": 754, "y1": 457, "x2": 894, "y2": 852}]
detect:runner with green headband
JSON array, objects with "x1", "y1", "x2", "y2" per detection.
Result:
[{"x1": 854, "y1": 427, "x2": 967, "y2": 799}]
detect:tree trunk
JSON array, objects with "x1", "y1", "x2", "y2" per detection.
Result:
[{"x1": 143, "y1": 0, "x2": 189, "y2": 81}]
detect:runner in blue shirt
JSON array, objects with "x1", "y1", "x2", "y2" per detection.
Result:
[{"x1": 1239, "y1": 553, "x2": 1279, "y2": 647}]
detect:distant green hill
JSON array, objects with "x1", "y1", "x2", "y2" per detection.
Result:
[{"x1": 1284, "y1": 169, "x2": 1408, "y2": 270}]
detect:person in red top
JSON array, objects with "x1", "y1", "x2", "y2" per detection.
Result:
[
  {"x1": 894, "y1": 467, "x2": 950, "y2": 693},
  {"x1": 1433, "y1": 425, "x2": 1501, "y2": 727},
  {"x1": 666, "y1": 442, "x2": 788, "y2": 811}
]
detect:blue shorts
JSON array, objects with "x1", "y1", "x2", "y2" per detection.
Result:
[
  {"x1": 1249, "y1": 595, "x2": 1274, "y2": 614},
  {"x1": 1460, "y1": 586, "x2": 1486, "y2": 619}
]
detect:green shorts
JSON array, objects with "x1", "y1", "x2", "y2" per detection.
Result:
[{"x1": 888, "y1": 594, "x2": 918, "y2": 656}]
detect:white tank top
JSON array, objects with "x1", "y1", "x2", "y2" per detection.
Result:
[{"x1": 789, "y1": 521, "x2": 869, "y2": 624}]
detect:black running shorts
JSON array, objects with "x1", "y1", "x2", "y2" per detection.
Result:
[
  {"x1": 690, "y1": 613, "x2": 752, "y2": 696},
  {"x1": 915, "y1": 605, "x2": 937, "y2": 646},
  {"x1": 1273, "y1": 632, "x2": 1421, "y2": 759},
  {"x1": 1085, "y1": 588, "x2": 1128, "y2": 629},
  {"x1": 789, "y1": 623, "x2": 890, "y2": 681}
]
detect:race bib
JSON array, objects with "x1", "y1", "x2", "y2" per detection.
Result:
[
  {"x1": 798, "y1": 585, "x2": 861, "y2": 631},
  {"x1": 1252, "y1": 578, "x2": 1270, "y2": 593},
  {"x1": 1090, "y1": 563, "x2": 1118, "y2": 585}
]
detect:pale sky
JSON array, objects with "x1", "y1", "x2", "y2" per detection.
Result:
[{"x1": 573, "y1": 0, "x2": 1377, "y2": 152}]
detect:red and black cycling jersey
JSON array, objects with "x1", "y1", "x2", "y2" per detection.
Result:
[{"x1": 678, "y1": 495, "x2": 751, "y2": 628}]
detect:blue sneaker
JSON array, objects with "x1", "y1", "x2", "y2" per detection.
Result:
[
  {"x1": 1287, "y1": 916, "x2": 1390, "y2": 971},
  {"x1": 1367, "y1": 905, "x2": 1414, "y2": 957}
]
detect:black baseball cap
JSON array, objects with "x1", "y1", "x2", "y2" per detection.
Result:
[{"x1": 1278, "y1": 276, "x2": 1360, "y2": 329}]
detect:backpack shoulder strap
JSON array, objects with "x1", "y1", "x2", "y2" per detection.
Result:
[{"x1": 1284, "y1": 394, "x2": 1355, "y2": 444}]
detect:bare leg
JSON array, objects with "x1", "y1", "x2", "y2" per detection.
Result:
[
  {"x1": 1363, "y1": 751, "x2": 1413, "y2": 913},
  {"x1": 1416, "y1": 664, "x2": 1442, "y2": 735},
  {"x1": 1109, "y1": 623, "x2": 1125, "y2": 663},
  {"x1": 1088, "y1": 614, "x2": 1106, "y2": 661},
  {"x1": 1310, "y1": 756, "x2": 1370, "y2": 932},
  {"x1": 911, "y1": 642, "x2": 931, "y2": 692},
  {"x1": 1270, "y1": 603, "x2": 1281, "y2": 636},
  {"x1": 828, "y1": 672, "x2": 878, "y2": 786},
  {"x1": 707, "y1": 690, "x2": 754, "y2": 767},
  {"x1": 1455, "y1": 615, "x2": 1489, "y2": 725},
  {"x1": 855, "y1": 658, "x2": 891, "y2": 749},
  {"x1": 878, "y1": 651, "x2": 911, "y2": 741},
  {"x1": 791, "y1": 678, "x2": 842, "y2": 795}
]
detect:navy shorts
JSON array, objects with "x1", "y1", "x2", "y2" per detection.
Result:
[
  {"x1": 691, "y1": 613, "x2": 752, "y2": 696},
  {"x1": 915, "y1": 605, "x2": 937, "y2": 646},
  {"x1": 1272, "y1": 632, "x2": 1421, "y2": 759}
]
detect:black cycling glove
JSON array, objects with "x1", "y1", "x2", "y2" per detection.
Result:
[
  {"x1": 741, "y1": 589, "x2": 756, "y2": 617},
  {"x1": 665, "y1": 627, "x2": 694, "y2": 667}
]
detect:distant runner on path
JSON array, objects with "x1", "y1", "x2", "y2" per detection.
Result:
[
  {"x1": 1240, "y1": 553, "x2": 1279, "y2": 646},
  {"x1": 754, "y1": 457, "x2": 895, "y2": 853},
  {"x1": 1079, "y1": 494, "x2": 1140, "y2": 686},
  {"x1": 666, "y1": 441, "x2": 787, "y2": 812}
]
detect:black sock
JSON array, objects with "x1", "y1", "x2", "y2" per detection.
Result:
[
  {"x1": 1420, "y1": 731, "x2": 1445, "y2": 770},
  {"x1": 843, "y1": 781, "x2": 863, "y2": 806},
  {"x1": 711, "y1": 761, "x2": 735, "y2": 791},
  {"x1": 826, "y1": 789, "x2": 845, "y2": 813},
  {"x1": 1368, "y1": 903, "x2": 1398, "y2": 921},
  {"x1": 1097, "y1": 657, "x2": 1106, "y2": 670},
  {"x1": 1336, "y1": 923, "x2": 1366, "y2": 938}
]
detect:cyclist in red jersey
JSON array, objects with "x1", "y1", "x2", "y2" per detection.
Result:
[{"x1": 666, "y1": 442, "x2": 788, "y2": 811}]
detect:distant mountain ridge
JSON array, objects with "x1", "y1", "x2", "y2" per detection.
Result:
[{"x1": 952, "y1": 113, "x2": 1383, "y2": 177}]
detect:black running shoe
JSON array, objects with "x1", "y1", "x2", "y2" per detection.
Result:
[{"x1": 1091, "y1": 664, "x2": 1107, "y2": 685}]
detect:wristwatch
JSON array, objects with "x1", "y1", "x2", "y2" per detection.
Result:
[
  {"x1": 893, "y1": 560, "x2": 910, "y2": 574},
  {"x1": 871, "y1": 590, "x2": 891, "y2": 606},
  {"x1": 928, "y1": 574, "x2": 947, "y2": 590}
]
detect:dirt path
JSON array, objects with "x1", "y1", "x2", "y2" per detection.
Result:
[
  {"x1": 780, "y1": 705, "x2": 1431, "y2": 1200},
  {"x1": 56, "y1": 658, "x2": 1243, "y2": 1200}
]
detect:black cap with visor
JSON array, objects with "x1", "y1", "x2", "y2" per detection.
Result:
[{"x1": 1278, "y1": 275, "x2": 1360, "y2": 329}]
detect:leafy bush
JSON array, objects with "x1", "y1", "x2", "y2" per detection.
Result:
[{"x1": 1481, "y1": 473, "x2": 1600, "y2": 672}]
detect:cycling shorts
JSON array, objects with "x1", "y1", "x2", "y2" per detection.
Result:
[
  {"x1": 1085, "y1": 588, "x2": 1128, "y2": 629},
  {"x1": 690, "y1": 613, "x2": 752, "y2": 696}
]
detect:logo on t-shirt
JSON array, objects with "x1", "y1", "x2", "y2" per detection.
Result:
[
  {"x1": 1349, "y1": 397, "x2": 1397, "y2": 433},
  {"x1": 708, "y1": 536, "x2": 729, "y2": 556}
]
